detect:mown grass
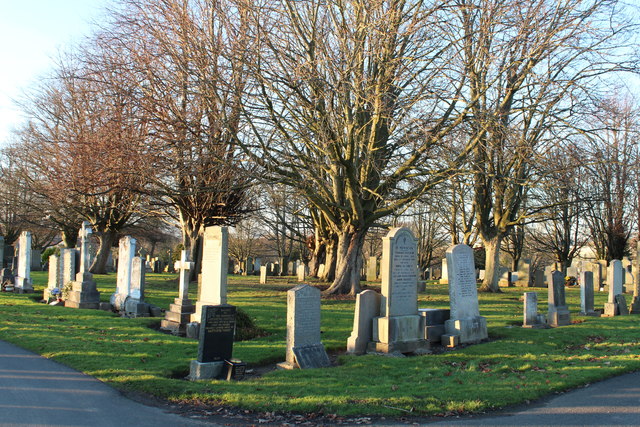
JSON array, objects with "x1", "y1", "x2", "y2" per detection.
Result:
[{"x1": 1, "y1": 271, "x2": 639, "y2": 417}]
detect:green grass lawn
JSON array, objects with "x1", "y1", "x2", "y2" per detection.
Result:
[{"x1": 1, "y1": 271, "x2": 639, "y2": 418}]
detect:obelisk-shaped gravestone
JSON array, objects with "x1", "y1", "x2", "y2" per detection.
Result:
[
  {"x1": 111, "y1": 236, "x2": 136, "y2": 311},
  {"x1": 65, "y1": 221, "x2": 101, "y2": 309},
  {"x1": 14, "y1": 231, "x2": 33, "y2": 293},
  {"x1": 548, "y1": 271, "x2": 571, "y2": 326},
  {"x1": 369, "y1": 227, "x2": 427, "y2": 353},
  {"x1": 161, "y1": 250, "x2": 195, "y2": 335},
  {"x1": 278, "y1": 284, "x2": 330, "y2": 369},
  {"x1": 192, "y1": 226, "x2": 228, "y2": 323},
  {"x1": 444, "y1": 244, "x2": 488, "y2": 342},
  {"x1": 631, "y1": 242, "x2": 640, "y2": 313},
  {"x1": 579, "y1": 270, "x2": 596, "y2": 315},
  {"x1": 604, "y1": 259, "x2": 624, "y2": 316}
]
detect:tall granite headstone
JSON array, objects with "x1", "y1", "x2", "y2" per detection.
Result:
[
  {"x1": 278, "y1": 284, "x2": 330, "y2": 369},
  {"x1": 444, "y1": 244, "x2": 488, "y2": 342},
  {"x1": 548, "y1": 270, "x2": 571, "y2": 326},
  {"x1": 65, "y1": 221, "x2": 100, "y2": 309},
  {"x1": 161, "y1": 250, "x2": 195, "y2": 335},
  {"x1": 579, "y1": 270, "x2": 596, "y2": 315},
  {"x1": 192, "y1": 226, "x2": 228, "y2": 323},
  {"x1": 369, "y1": 228, "x2": 427, "y2": 353},
  {"x1": 604, "y1": 259, "x2": 624, "y2": 316},
  {"x1": 14, "y1": 231, "x2": 33, "y2": 293}
]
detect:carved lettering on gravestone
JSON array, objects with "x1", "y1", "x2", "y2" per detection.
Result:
[
  {"x1": 381, "y1": 228, "x2": 418, "y2": 317},
  {"x1": 293, "y1": 345, "x2": 331, "y2": 369},
  {"x1": 198, "y1": 304, "x2": 236, "y2": 363}
]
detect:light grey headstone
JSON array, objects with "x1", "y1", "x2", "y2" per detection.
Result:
[
  {"x1": 523, "y1": 292, "x2": 545, "y2": 328},
  {"x1": 61, "y1": 248, "x2": 77, "y2": 287},
  {"x1": 130, "y1": 257, "x2": 145, "y2": 301},
  {"x1": 516, "y1": 259, "x2": 531, "y2": 286},
  {"x1": 278, "y1": 284, "x2": 330, "y2": 369},
  {"x1": 15, "y1": 231, "x2": 33, "y2": 292},
  {"x1": 604, "y1": 259, "x2": 624, "y2": 316},
  {"x1": 260, "y1": 266, "x2": 267, "y2": 284},
  {"x1": 111, "y1": 236, "x2": 136, "y2": 311},
  {"x1": 192, "y1": 226, "x2": 228, "y2": 323},
  {"x1": 579, "y1": 270, "x2": 595, "y2": 315},
  {"x1": 347, "y1": 290, "x2": 381, "y2": 355},
  {"x1": 439, "y1": 258, "x2": 448, "y2": 284},
  {"x1": 297, "y1": 263, "x2": 306, "y2": 282},
  {"x1": 444, "y1": 244, "x2": 488, "y2": 342},
  {"x1": 366, "y1": 256, "x2": 377, "y2": 282},
  {"x1": 548, "y1": 271, "x2": 571, "y2": 326}
]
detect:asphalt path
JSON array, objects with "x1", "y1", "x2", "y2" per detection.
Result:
[{"x1": 0, "y1": 340, "x2": 213, "y2": 427}]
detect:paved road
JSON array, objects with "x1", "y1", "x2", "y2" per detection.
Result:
[
  {"x1": 0, "y1": 340, "x2": 213, "y2": 427},
  {"x1": 428, "y1": 370, "x2": 640, "y2": 426}
]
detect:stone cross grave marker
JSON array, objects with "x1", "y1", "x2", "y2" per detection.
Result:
[
  {"x1": 548, "y1": 270, "x2": 571, "y2": 326},
  {"x1": 444, "y1": 244, "x2": 488, "y2": 342},
  {"x1": 189, "y1": 304, "x2": 237, "y2": 380},
  {"x1": 192, "y1": 226, "x2": 228, "y2": 323},
  {"x1": 15, "y1": 231, "x2": 33, "y2": 293},
  {"x1": 370, "y1": 227, "x2": 426, "y2": 353},
  {"x1": 580, "y1": 270, "x2": 596, "y2": 315},
  {"x1": 278, "y1": 284, "x2": 330, "y2": 369},
  {"x1": 78, "y1": 221, "x2": 92, "y2": 275},
  {"x1": 161, "y1": 250, "x2": 195, "y2": 335},
  {"x1": 604, "y1": 260, "x2": 624, "y2": 316}
]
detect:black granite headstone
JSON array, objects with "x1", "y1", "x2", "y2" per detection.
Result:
[
  {"x1": 197, "y1": 304, "x2": 236, "y2": 363},
  {"x1": 616, "y1": 294, "x2": 629, "y2": 315}
]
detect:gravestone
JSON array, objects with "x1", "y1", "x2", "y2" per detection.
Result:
[
  {"x1": 65, "y1": 222, "x2": 101, "y2": 309},
  {"x1": 616, "y1": 294, "x2": 629, "y2": 315},
  {"x1": 111, "y1": 236, "x2": 136, "y2": 311},
  {"x1": 30, "y1": 249, "x2": 42, "y2": 271},
  {"x1": 43, "y1": 254, "x2": 63, "y2": 301},
  {"x1": 598, "y1": 259, "x2": 608, "y2": 284},
  {"x1": 366, "y1": 256, "x2": 377, "y2": 282},
  {"x1": 543, "y1": 265, "x2": 554, "y2": 287},
  {"x1": 622, "y1": 257, "x2": 633, "y2": 287},
  {"x1": 631, "y1": 241, "x2": 640, "y2": 313},
  {"x1": 161, "y1": 250, "x2": 195, "y2": 335},
  {"x1": 419, "y1": 308, "x2": 450, "y2": 343},
  {"x1": 14, "y1": 231, "x2": 33, "y2": 293},
  {"x1": 254, "y1": 258, "x2": 261, "y2": 273},
  {"x1": 444, "y1": 244, "x2": 488, "y2": 343},
  {"x1": 369, "y1": 228, "x2": 427, "y2": 353},
  {"x1": 317, "y1": 264, "x2": 325, "y2": 277},
  {"x1": 260, "y1": 266, "x2": 267, "y2": 284},
  {"x1": 346, "y1": 290, "x2": 381, "y2": 355},
  {"x1": 191, "y1": 226, "x2": 228, "y2": 323},
  {"x1": 124, "y1": 257, "x2": 149, "y2": 317},
  {"x1": 588, "y1": 262, "x2": 602, "y2": 292},
  {"x1": 533, "y1": 269, "x2": 545, "y2": 287},
  {"x1": 189, "y1": 304, "x2": 237, "y2": 380},
  {"x1": 579, "y1": 271, "x2": 596, "y2": 315},
  {"x1": 523, "y1": 292, "x2": 546, "y2": 328},
  {"x1": 439, "y1": 258, "x2": 448, "y2": 284},
  {"x1": 547, "y1": 270, "x2": 571, "y2": 326},
  {"x1": 61, "y1": 248, "x2": 77, "y2": 290},
  {"x1": 278, "y1": 285, "x2": 330, "y2": 369},
  {"x1": 297, "y1": 263, "x2": 306, "y2": 282},
  {"x1": 604, "y1": 259, "x2": 623, "y2": 316}
]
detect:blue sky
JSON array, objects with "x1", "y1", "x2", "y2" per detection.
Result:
[{"x1": 0, "y1": 0, "x2": 110, "y2": 146}]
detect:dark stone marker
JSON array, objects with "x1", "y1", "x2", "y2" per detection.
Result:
[
  {"x1": 616, "y1": 295, "x2": 629, "y2": 315},
  {"x1": 197, "y1": 304, "x2": 236, "y2": 363},
  {"x1": 293, "y1": 345, "x2": 331, "y2": 369},
  {"x1": 225, "y1": 359, "x2": 247, "y2": 381}
]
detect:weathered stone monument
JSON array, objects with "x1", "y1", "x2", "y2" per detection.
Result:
[
  {"x1": 547, "y1": 270, "x2": 571, "y2": 326},
  {"x1": 124, "y1": 257, "x2": 149, "y2": 317},
  {"x1": 522, "y1": 292, "x2": 546, "y2": 328},
  {"x1": 443, "y1": 244, "x2": 488, "y2": 343},
  {"x1": 189, "y1": 304, "x2": 237, "y2": 380},
  {"x1": 439, "y1": 258, "x2": 448, "y2": 284},
  {"x1": 43, "y1": 253, "x2": 63, "y2": 301},
  {"x1": 579, "y1": 270, "x2": 597, "y2": 315},
  {"x1": 369, "y1": 228, "x2": 427, "y2": 353},
  {"x1": 161, "y1": 250, "x2": 195, "y2": 335},
  {"x1": 65, "y1": 221, "x2": 101, "y2": 309},
  {"x1": 346, "y1": 290, "x2": 381, "y2": 355},
  {"x1": 61, "y1": 248, "x2": 77, "y2": 290},
  {"x1": 297, "y1": 263, "x2": 306, "y2": 282},
  {"x1": 191, "y1": 226, "x2": 228, "y2": 323},
  {"x1": 516, "y1": 259, "x2": 531, "y2": 287},
  {"x1": 366, "y1": 256, "x2": 377, "y2": 282},
  {"x1": 260, "y1": 266, "x2": 267, "y2": 284},
  {"x1": 631, "y1": 242, "x2": 640, "y2": 313},
  {"x1": 278, "y1": 284, "x2": 330, "y2": 369},
  {"x1": 111, "y1": 236, "x2": 136, "y2": 311},
  {"x1": 604, "y1": 259, "x2": 624, "y2": 316},
  {"x1": 14, "y1": 231, "x2": 33, "y2": 293}
]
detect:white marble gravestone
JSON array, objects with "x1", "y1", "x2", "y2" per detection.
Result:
[
  {"x1": 192, "y1": 226, "x2": 228, "y2": 323},
  {"x1": 278, "y1": 284, "x2": 330, "y2": 369},
  {"x1": 369, "y1": 227, "x2": 427, "y2": 353},
  {"x1": 43, "y1": 254, "x2": 63, "y2": 301},
  {"x1": 124, "y1": 257, "x2": 148, "y2": 317},
  {"x1": 111, "y1": 236, "x2": 136, "y2": 311},
  {"x1": 14, "y1": 231, "x2": 33, "y2": 293},
  {"x1": 444, "y1": 244, "x2": 488, "y2": 342},
  {"x1": 260, "y1": 265, "x2": 268, "y2": 284}
]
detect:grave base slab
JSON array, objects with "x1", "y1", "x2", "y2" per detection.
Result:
[
  {"x1": 445, "y1": 316, "x2": 488, "y2": 343},
  {"x1": 188, "y1": 360, "x2": 224, "y2": 380}
]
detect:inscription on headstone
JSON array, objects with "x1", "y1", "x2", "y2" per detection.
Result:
[{"x1": 198, "y1": 304, "x2": 236, "y2": 363}]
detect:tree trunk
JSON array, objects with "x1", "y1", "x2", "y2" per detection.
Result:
[
  {"x1": 319, "y1": 236, "x2": 337, "y2": 282},
  {"x1": 308, "y1": 238, "x2": 325, "y2": 277},
  {"x1": 324, "y1": 228, "x2": 365, "y2": 295},
  {"x1": 61, "y1": 227, "x2": 79, "y2": 248},
  {"x1": 479, "y1": 234, "x2": 503, "y2": 293},
  {"x1": 90, "y1": 230, "x2": 117, "y2": 274}
]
